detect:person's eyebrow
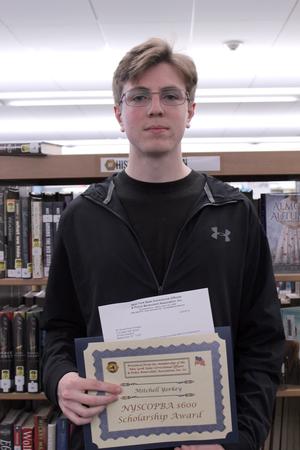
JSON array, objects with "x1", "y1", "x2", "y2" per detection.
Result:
[{"x1": 131, "y1": 85, "x2": 182, "y2": 90}]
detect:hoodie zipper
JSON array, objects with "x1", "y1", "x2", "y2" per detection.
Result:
[
  {"x1": 84, "y1": 189, "x2": 238, "y2": 296},
  {"x1": 85, "y1": 192, "x2": 162, "y2": 293}
]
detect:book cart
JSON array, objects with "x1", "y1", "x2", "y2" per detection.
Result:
[{"x1": 1, "y1": 151, "x2": 300, "y2": 447}]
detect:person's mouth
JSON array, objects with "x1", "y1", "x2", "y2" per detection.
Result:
[{"x1": 144, "y1": 125, "x2": 169, "y2": 132}]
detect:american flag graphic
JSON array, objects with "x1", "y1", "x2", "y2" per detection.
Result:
[{"x1": 195, "y1": 356, "x2": 206, "y2": 366}]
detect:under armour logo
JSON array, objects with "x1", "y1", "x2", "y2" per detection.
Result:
[{"x1": 211, "y1": 227, "x2": 231, "y2": 242}]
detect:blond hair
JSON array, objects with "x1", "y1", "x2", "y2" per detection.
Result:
[{"x1": 112, "y1": 38, "x2": 198, "y2": 104}]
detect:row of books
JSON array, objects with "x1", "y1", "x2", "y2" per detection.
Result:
[
  {"x1": 1, "y1": 189, "x2": 300, "y2": 279},
  {"x1": 0, "y1": 293, "x2": 44, "y2": 393},
  {"x1": 0, "y1": 406, "x2": 71, "y2": 450},
  {"x1": 0, "y1": 187, "x2": 73, "y2": 279},
  {"x1": 0, "y1": 184, "x2": 299, "y2": 277}
]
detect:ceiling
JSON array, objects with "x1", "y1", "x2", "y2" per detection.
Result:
[{"x1": 0, "y1": 0, "x2": 300, "y2": 152}]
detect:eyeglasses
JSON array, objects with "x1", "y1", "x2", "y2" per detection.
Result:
[{"x1": 119, "y1": 87, "x2": 190, "y2": 107}]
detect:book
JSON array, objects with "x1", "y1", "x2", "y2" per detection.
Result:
[
  {"x1": 52, "y1": 194, "x2": 65, "y2": 234},
  {"x1": 5, "y1": 188, "x2": 19, "y2": 278},
  {"x1": 281, "y1": 306, "x2": 300, "y2": 341},
  {"x1": 30, "y1": 194, "x2": 43, "y2": 278},
  {"x1": 14, "y1": 194, "x2": 22, "y2": 278},
  {"x1": 20, "y1": 191, "x2": 32, "y2": 278},
  {"x1": 0, "y1": 142, "x2": 62, "y2": 156},
  {"x1": 0, "y1": 409, "x2": 23, "y2": 450},
  {"x1": 13, "y1": 411, "x2": 30, "y2": 450},
  {"x1": 0, "y1": 187, "x2": 6, "y2": 279},
  {"x1": 12, "y1": 306, "x2": 28, "y2": 392},
  {"x1": 22, "y1": 290, "x2": 36, "y2": 308},
  {"x1": 42, "y1": 194, "x2": 54, "y2": 277},
  {"x1": 47, "y1": 411, "x2": 59, "y2": 450},
  {"x1": 21, "y1": 414, "x2": 35, "y2": 450},
  {"x1": 56, "y1": 414, "x2": 70, "y2": 450},
  {"x1": 34, "y1": 404, "x2": 54, "y2": 450},
  {"x1": 260, "y1": 193, "x2": 300, "y2": 273},
  {"x1": 34, "y1": 289, "x2": 46, "y2": 307},
  {"x1": 26, "y1": 306, "x2": 43, "y2": 393},
  {"x1": 0, "y1": 307, "x2": 14, "y2": 392}
]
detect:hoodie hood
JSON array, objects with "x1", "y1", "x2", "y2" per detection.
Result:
[{"x1": 81, "y1": 171, "x2": 245, "y2": 208}]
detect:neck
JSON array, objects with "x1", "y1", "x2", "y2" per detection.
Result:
[{"x1": 126, "y1": 148, "x2": 191, "y2": 182}]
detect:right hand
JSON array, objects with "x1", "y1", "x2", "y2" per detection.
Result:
[{"x1": 57, "y1": 371, "x2": 122, "y2": 425}]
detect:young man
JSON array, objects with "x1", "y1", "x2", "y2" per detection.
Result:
[{"x1": 42, "y1": 38, "x2": 285, "y2": 450}]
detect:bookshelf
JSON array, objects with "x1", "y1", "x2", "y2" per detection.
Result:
[
  {"x1": 1, "y1": 151, "x2": 300, "y2": 403},
  {"x1": 1, "y1": 151, "x2": 300, "y2": 184}
]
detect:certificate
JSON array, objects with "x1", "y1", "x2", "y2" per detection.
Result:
[{"x1": 75, "y1": 328, "x2": 238, "y2": 449}]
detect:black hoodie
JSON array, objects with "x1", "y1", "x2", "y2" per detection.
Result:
[{"x1": 42, "y1": 172, "x2": 285, "y2": 450}]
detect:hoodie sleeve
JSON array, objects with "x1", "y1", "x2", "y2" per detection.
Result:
[
  {"x1": 224, "y1": 202, "x2": 285, "y2": 450},
  {"x1": 41, "y1": 213, "x2": 86, "y2": 405}
]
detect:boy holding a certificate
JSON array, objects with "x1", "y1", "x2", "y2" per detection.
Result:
[{"x1": 42, "y1": 38, "x2": 285, "y2": 450}]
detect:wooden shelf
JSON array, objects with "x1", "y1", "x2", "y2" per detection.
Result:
[
  {"x1": 0, "y1": 392, "x2": 47, "y2": 400},
  {"x1": 277, "y1": 385, "x2": 300, "y2": 398},
  {"x1": 0, "y1": 277, "x2": 47, "y2": 286},
  {"x1": 2, "y1": 275, "x2": 297, "y2": 285},
  {"x1": 275, "y1": 274, "x2": 300, "y2": 282},
  {"x1": 1, "y1": 151, "x2": 300, "y2": 184}
]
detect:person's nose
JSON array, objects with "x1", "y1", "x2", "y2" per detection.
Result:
[{"x1": 147, "y1": 92, "x2": 164, "y2": 116}]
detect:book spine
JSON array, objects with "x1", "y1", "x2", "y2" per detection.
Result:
[
  {"x1": 34, "y1": 416, "x2": 46, "y2": 450},
  {"x1": 31, "y1": 196, "x2": 43, "y2": 278},
  {"x1": 34, "y1": 408, "x2": 54, "y2": 450},
  {"x1": 0, "y1": 188, "x2": 6, "y2": 278},
  {"x1": 42, "y1": 196, "x2": 53, "y2": 277},
  {"x1": 26, "y1": 309, "x2": 41, "y2": 393},
  {"x1": 0, "y1": 424, "x2": 13, "y2": 450},
  {"x1": 13, "y1": 424, "x2": 22, "y2": 450},
  {"x1": 259, "y1": 193, "x2": 267, "y2": 231},
  {"x1": 52, "y1": 197, "x2": 64, "y2": 235},
  {"x1": 56, "y1": 415, "x2": 70, "y2": 450},
  {"x1": 13, "y1": 310, "x2": 26, "y2": 392},
  {"x1": 20, "y1": 195, "x2": 32, "y2": 278},
  {"x1": 14, "y1": 198, "x2": 22, "y2": 278},
  {"x1": 47, "y1": 423, "x2": 56, "y2": 450},
  {"x1": 0, "y1": 143, "x2": 41, "y2": 155},
  {"x1": 0, "y1": 311, "x2": 14, "y2": 392},
  {"x1": 21, "y1": 426, "x2": 34, "y2": 450},
  {"x1": 5, "y1": 190, "x2": 18, "y2": 278}
]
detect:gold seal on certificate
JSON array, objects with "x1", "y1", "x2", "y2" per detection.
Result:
[{"x1": 75, "y1": 328, "x2": 238, "y2": 449}]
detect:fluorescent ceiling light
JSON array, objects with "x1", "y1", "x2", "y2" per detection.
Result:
[
  {"x1": 0, "y1": 90, "x2": 112, "y2": 99},
  {"x1": 195, "y1": 87, "x2": 300, "y2": 96},
  {"x1": 195, "y1": 96, "x2": 297, "y2": 103},
  {"x1": 0, "y1": 117, "x2": 119, "y2": 134},
  {"x1": 8, "y1": 98, "x2": 114, "y2": 106}
]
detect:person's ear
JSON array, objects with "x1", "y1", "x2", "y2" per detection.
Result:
[
  {"x1": 114, "y1": 105, "x2": 125, "y2": 132},
  {"x1": 186, "y1": 102, "x2": 196, "y2": 128}
]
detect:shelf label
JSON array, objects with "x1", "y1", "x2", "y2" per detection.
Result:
[
  {"x1": 100, "y1": 157, "x2": 128, "y2": 173},
  {"x1": 100, "y1": 156, "x2": 221, "y2": 173},
  {"x1": 183, "y1": 156, "x2": 221, "y2": 172}
]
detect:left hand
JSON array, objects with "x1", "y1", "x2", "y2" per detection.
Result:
[{"x1": 174, "y1": 446, "x2": 224, "y2": 450}]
